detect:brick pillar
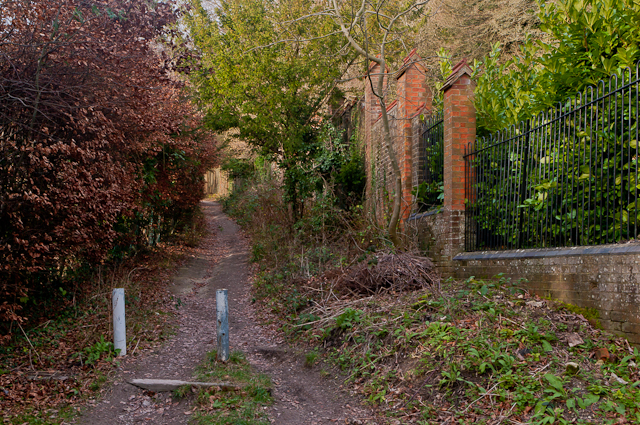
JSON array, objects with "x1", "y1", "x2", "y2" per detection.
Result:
[
  {"x1": 396, "y1": 49, "x2": 431, "y2": 221},
  {"x1": 441, "y1": 59, "x2": 475, "y2": 257}
]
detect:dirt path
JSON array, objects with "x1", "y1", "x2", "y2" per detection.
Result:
[{"x1": 76, "y1": 200, "x2": 377, "y2": 425}]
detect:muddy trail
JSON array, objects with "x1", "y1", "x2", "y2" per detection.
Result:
[{"x1": 75, "y1": 200, "x2": 376, "y2": 425}]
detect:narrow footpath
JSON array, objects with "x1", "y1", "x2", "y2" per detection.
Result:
[{"x1": 76, "y1": 200, "x2": 376, "y2": 425}]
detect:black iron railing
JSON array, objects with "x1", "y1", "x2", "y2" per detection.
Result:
[
  {"x1": 416, "y1": 112, "x2": 444, "y2": 210},
  {"x1": 465, "y1": 65, "x2": 640, "y2": 251}
]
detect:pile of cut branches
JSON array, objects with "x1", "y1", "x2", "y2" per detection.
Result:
[{"x1": 331, "y1": 253, "x2": 440, "y2": 296}]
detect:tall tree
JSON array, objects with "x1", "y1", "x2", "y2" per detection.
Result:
[
  {"x1": 294, "y1": 0, "x2": 430, "y2": 246},
  {"x1": 181, "y1": 0, "x2": 351, "y2": 219}
]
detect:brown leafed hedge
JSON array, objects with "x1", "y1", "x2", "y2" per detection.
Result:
[{"x1": 0, "y1": 0, "x2": 216, "y2": 335}]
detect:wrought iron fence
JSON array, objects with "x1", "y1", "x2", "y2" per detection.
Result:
[
  {"x1": 416, "y1": 112, "x2": 444, "y2": 210},
  {"x1": 465, "y1": 65, "x2": 640, "y2": 251}
]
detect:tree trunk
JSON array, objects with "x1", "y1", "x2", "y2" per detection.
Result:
[{"x1": 375, "y1": 61, "x2": 402, "y2": 248}]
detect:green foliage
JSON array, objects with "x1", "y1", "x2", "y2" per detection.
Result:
[
  {"x1": 272, "y1": 273, "x2": 640, "y2": 423},
  {"x1": 221, "y1": 158, "x2": 255, "y2": 181},
  {"x1": 172, "y1": 384, "x2": 192, "y2": 400},
  {"x1": 560, "y1": 302, "x2": 601, "y2": 328},
  {"x1": 475, "y1": 0, "x2": 640, "y2": 133},
  {"x1": 474, "y1": 42, "x2": 537, "y2": 134},
  {"x1": 79, "y1": 336, "x2": 118, "y2": 366},
  {"x1": 335, "y1": 308, "x2": 363, "y2": 330},
  {"x1": 182, "y1": 0, "x2": 349, "y2": 219},
  {"x1": 304, "y1": 349, "x2": 319, "y2": 368},
  {"x1": 470, "y1": 74, "x2": 640, "y2": 248},
  {"x1": 8, "y1": 405, "x2": 76, "y2": 425},
  {"x1": 316, "y1": 124, "x2": 366, "y2": 210},
  {"x1": 470, "y1": 0, "x2": 640, "y2": 248},
  {"x1": 431, "y1": 48, "x2": 454, "y2": 111},
  {"x1": 412, "y1": 181, "x2": 444, "y2": 211}
]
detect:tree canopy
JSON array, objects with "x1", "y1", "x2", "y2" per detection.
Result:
[{"x1": 181, "y1": 0, "x2": 353, "y2": 216}]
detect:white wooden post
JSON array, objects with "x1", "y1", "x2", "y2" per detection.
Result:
[
  {"x1": 112, "y1": 288, "x2": 126, "y2": 356},
  {"x1": 216, "y1": 289, "x2": 229, "y2": 362}
]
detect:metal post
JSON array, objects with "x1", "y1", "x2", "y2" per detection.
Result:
[
  {"x1": 518, "y1": 119, "x2": 531, "y2": 248},
  {"x1": 112, "y1": 288, "x2": 126, "y2": 356},
  {"x1": 216, "y1": 289, "x2": 229, "y2": 362}
]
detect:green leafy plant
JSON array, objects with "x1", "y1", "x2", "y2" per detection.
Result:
[
  {"x1": 335, "y1": 308, "x2": 363, "y2": 330},
  {"x1": 475, "y1": 0, "x2": 640, "y2": 134},
  {"x1": 468, "y1": 0, "x2": 640, "y2": 250},
  {"x1": 192, "y1": 350, "x2": 272, "y2": 424},
  {"x1": 412, "y1": 181, "x2": 444, "y2": 212},
  {"x1": 81, "y1": 336, "x2": 117, "y2": 366},
  {"x1": 305, "y1": 350, "x2": 319, "y2": 368}
]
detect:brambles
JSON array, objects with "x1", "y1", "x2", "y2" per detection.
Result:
[{"x1": 332, "y1": 253, "x2": 440, "y2": 296}]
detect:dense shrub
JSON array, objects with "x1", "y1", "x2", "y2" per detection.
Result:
[
  {"x1": 466, "y1": 0, "x2": 640, "y2": 249},
  {"x1": 475, "y1": 0, "x2": 640, "y2": 133},
  {"x1": 0, "y1": 0, "x2": 216, "y2": 331}
]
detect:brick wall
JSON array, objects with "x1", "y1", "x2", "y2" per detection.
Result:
[
  {"x1": 404, "y1": 58, "x2": 640, "y2": 345},
  {"x1": 396, "y1": 50, "x2": 431, "y2": 221},
  {"x1": 363, "y1": 51, "x2": 431, "y2": 226},
  {"x1": 411, "y1": 115, "x2": 425, "y2": 205},
  {"x1": 408, "y1": 210, "x2": 456, "y2": 275},
  {"x1": 367, "y1": 103, "x2": 398, "y2": 223},
  {"x1": 363, "y1": 61, "x2": 386, "y2": 220},
  {"x1": 364, "y1": 62, "x2": 385, "y2": 155},
  {"x1": 453, "y1": 247, "x2": 640, "y2": 345},
  {"x1": 360, "y1": 53, "x2": 640, "y2": 344},
  {"x1": 408, "y1": 212, "x2": 640, "y2": 344},
  {"x1": 439, "y1": 60, "x2": 474, "y2": 258}
]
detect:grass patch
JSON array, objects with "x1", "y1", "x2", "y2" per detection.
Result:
[
  {"x1": 191, "y1": 350, "x2": 273, "y2": 425},
  {"x1": 305, "y1": 349, "x2": 319, "y2": 368}
]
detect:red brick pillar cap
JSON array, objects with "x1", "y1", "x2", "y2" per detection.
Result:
[
  {"x1": 441, "y1": 58, "x2": 473, "y2": 92},
  {"x1": 394, "y1": 49, "x2": 424, "y2": 80}
]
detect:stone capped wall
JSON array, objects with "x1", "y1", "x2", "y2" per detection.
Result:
[{"x1": 454, "y1": 246, "x2": 640, "y2": 345}]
